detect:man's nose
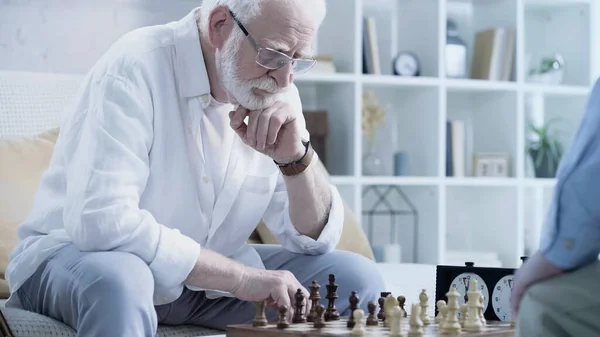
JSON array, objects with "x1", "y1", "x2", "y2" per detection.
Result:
[{"x1": 270, "y1": 62, "x2": 294, "y2": 88}]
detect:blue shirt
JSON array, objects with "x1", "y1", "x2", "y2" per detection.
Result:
[{"x1": 540, "y1": 78, "x2": 600, "y2": 269}]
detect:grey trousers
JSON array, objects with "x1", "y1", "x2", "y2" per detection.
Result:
[
  {"x1": 515, "y1": 260, "x2": 600, "y2": 337},
  {"x1": 13, "y1": 243, "x2": 385, "y2": 336}
]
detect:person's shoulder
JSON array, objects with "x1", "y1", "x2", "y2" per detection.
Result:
[{"x1": 87, "y1": 23, "x2": 178, "y2": 85}]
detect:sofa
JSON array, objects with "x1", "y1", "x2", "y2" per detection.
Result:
[{"x1": 0, "y1": 70, "x2": 436, "y2": 336}]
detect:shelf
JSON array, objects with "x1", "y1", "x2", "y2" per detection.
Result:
[
  {"x1": 330, "y1": 175, "x2": 357, "y2": 185},
  {"x1": 361, "y1": 75, "x2": 440, "y2": 87},
  {"x1": 523, "y1": 83, "x2": 591, "y2": 96},
  {"x1": 295, "y1": 73, "x2": 357, "y2": 83},
  {"x1": 445, "y1": 78, "x2": 517, "y2": 92},
  {"x1": 360, "y1": 176, "x2": 440, "y2": 186},
  {"x1": 445, "y1": 177, "x2": 518, "y2": 187}
]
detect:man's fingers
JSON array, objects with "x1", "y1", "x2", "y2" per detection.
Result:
[
  {"x1": 256, "y1": 107, "x2": 275, "y2": 150},
  {"x1": 229, "y1": 107, "x2": 250, "y2": 142}
]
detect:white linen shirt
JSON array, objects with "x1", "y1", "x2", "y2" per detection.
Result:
[{"x1": 5, "y1": 8, "x2": 344, "y2": 307}]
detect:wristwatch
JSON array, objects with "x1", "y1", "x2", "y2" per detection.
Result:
[{"x1": 275, "y1": 140, "x2": 314, "y2": 176}]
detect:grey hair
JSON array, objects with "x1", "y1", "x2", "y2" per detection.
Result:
[{"x1": 196, "y1": 0, "x2": 327, "y2": 34}]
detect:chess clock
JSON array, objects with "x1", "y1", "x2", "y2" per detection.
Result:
[{"x1": 435, "y1": 260, "x2": 524, "y2": 322}]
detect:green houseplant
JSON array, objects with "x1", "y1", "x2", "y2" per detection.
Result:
[{"x1": 527, "y1": 118, "x2": 564, "y2": 178}]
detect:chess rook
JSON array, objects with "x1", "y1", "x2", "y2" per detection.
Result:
[
  {"x1": 408, "y1": 303, "x2": 424, "y2": 337},
  {"x1": 252, "y1": 301, "x2": 268, "y2": 327}
]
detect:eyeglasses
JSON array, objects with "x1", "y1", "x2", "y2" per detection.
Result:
[{"x1": 229, "y1": 9, "x2": 316, "y2": 75}]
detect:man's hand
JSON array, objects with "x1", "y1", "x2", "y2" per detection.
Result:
[
  {"x1": 231, "y1": 267, "x2": 311, "y2": 322},
  {"x1": 229, "y1": 101, "x2": 306, "y2": 164},
  {"x1": 510, "y1": 251, "x2": 566, "y2": 317}
]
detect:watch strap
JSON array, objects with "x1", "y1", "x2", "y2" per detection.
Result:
[{"x1": 276, "y1": 141, "x2": 314, "y2": 176}]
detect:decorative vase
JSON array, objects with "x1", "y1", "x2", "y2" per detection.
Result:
[
  {"x1": 363, "y1": 148, "x2": 383, "y2": 176},
  {"x1": 529, "y1": 148, "x2": 560, "y2": 178}
]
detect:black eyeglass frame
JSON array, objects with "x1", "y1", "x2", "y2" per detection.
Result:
[{"x1": 228, "y1": 9, "x2": 316, "y2": 74}]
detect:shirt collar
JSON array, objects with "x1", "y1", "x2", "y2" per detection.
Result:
[{"x1": 173, "y1": 8, "x2": 212, "y2": 102}]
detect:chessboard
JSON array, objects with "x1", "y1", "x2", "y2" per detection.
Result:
[{"x1": 226, "y1": 318, "x2": 515, "y2": 337}]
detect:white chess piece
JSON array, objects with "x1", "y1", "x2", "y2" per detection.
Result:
[
  {"x1": 384, "y1": 294, "x2": 399, "y2": 327},
  {"x1": 419, "y1": 289, "x2": 430, "y2": 325},
  {"x1": 388, "y1": 306, "x2": 403, "y2": 337},
  {"x1": 464, "y1": 279, "x2": 483, "y2": 332},
  {"x1": 351, "y1": 309, "x2": 365, "y2": 335},
  {"x1": 441, "y1": 287, "x2": 462, "y2": 334},
  {"x1": 460, "y1": 304, "x2": 468, "y2": 326},
  {"x1": 478, "y1": 291, "x2": 487, "y2": 325},
  {"x1": 408, "y1": 303, "x2": 424, "y2": 337},
  {"x1": 434, "y1": 300, "x2": 446, "y2": 323}
]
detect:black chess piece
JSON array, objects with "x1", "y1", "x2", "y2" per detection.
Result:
[
  {"x1": 324, "y1": 274, "x2": 340, "y2": 321},
  {"x1": 313, "y1": 304, "x2": 326, "y2": 329},
  {"x1": 307, "y1": 280, "x2": 320, "y2": 322},
  {"x1": 397, "y1": 295, "x2": 407, "y2": 317},
  {"x1": 293, "y1": 289, "x2": 306, "y2": 323},
  {"x1": 277, "y1": 305, "x2": 290, "y2": 329},
  {"x1": 347, "y1": 291, "x2": 359, "y2": 328},
  {"x1": 366, "y1": 301, "x2": 379, "y2": 326},
  {"x1": 377, "y1": 297, "x2": 385, "y2": 321}
]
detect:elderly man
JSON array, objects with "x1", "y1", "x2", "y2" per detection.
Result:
[
  {"x1": 5, "y1": 0, "x2": 385, "y2": 336},
  {"x1": 511, "y1": 79, "x2": 600, "y2": 336}
]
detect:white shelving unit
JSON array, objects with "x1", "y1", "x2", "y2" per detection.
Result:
[{"x1": 295, "y1": 0, "x2": 598, "y2": 268}]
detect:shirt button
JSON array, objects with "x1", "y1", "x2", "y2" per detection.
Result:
[
  {"x1": 203, "y1": 176, "x2": 209, "y2": 183},
  {"x1": 564, "y1": 239, "x2": 574, "y2": 250},
  {"x1": 201, "y1": 95, "x2": 209, "y2": 103}
]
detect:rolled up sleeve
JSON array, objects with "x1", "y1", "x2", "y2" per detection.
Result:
[
  {"x1": 540, "y1": 78, "x2": 600, "y2": 269},
  {"x1": 261, "y1": 175, "x2": 344, "y2": 255},
  {"x1": 62, "y1": 69, "x2": 200, "y2": 289}
]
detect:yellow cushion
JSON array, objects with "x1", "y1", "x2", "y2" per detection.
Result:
[
  {"x1": 0, "y1": 128, "x2": 59, "y2": 299},
  {"x1": 255, "y1": 159, "x2": 374, "y2": 260}
]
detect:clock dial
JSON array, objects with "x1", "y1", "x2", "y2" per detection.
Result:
[
  {"x1": 449, "y1": 272, "x2": 490, "y2": 318},
  {"x1": 393, "y1": 52, "x2": 420, "y2": 76},
  {"x1": 491, "y1": 275, "x2": 514, "y2": 322}
]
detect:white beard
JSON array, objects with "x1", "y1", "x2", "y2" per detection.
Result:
[{"x1": 216, "y1": 31, "x2": 287, "y2": 110}]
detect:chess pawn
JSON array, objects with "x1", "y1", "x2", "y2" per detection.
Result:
[
  {"x1": 478, "y1": 291, "x2": 487, "y2": 325},
  {"x1": 351, "y1": 309, "x2": 366, "y2": 336},
  {"x1": 252, "y1": 301, "x2": 268, "y2": 327},
  {"x1": 277, "y1": 305, "x2": 290, "y2": 329},
  {"x1": 377, "y1": 297, "x2": 386, "y2": 321},
  {"x1": 397, "y1": 295, "x2": 407, "y2": 317},
  {"x1": 366, "y1": 301, "x2": 379, "y2": 326},
  {"x1": 419, "y1": 289, "x2": 430, "y2": 325},
  {"x1": 460, "y1": 304, "x2": 468, "y2": 326},
  {"x1": 293, "y1": 289, "x2": 307, "y2": 323},
  {"x1": 388, "y1": 306, "x2": 403, "y2": 337},
  {"x1": 313, "y1": 304, "x2": 326, "y2": 329},
  {"x1": 441, "y1": 288, "x2": 462, "y2": 334},
  {"x1": 307, "y1": 280, "x2": 320, "y2": 322},
  {"x1": 347, "y1": 291, "x2": 360, "y2": 328},
  {"x1": 408, "y1": 303, "x2": 424, "y2": 337},
  {"x1": 434, "y1": 300, "x2": 446, "y2": 323}
]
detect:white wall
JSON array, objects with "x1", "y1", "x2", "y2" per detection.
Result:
[{"x1": 0, "y1": 0, "x2": 201, "y2": 74}]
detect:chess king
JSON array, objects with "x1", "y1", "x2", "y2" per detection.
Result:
[{"x1": 3, "y1": 0, "x2": 386, "y2": 336}]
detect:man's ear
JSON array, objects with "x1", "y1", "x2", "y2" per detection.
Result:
[{"x1": 207, "y1": 5, "x2": 232, "y2": 49}]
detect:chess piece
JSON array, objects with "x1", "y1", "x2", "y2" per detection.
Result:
[
  {"x1": 419, "y1": 289, "x2": 430, "y2": 325},
  {"x1": 377, "y1": 297, "x2": 386, "y2": 321},
  {"x1": 307, "y1": 280, "x2": 320, "y2": 322},
  {"x1": 324, "y1": 274, "x2": 340, "y2": 321},
  {"x1": 388, "y1": 306, "x2": 403, "y2": 337},
  {"x1": 397, "y1": 295, "x2": 407, "y2": 317},
  {"x1": 408, "y1": 303, "x2": 424, "y2": 337},
  {"x1": 351, "y1": 309, "x2": 366, "y2": 335},
  {"x1": 293, "y1": 289, "x2": 307, "y2": 323},
  {"x1": 366, "y1": 301, "x2": 379, "y2": 326},
  {"x1": 478, "y1": 291, "x2": 487, "y2": 325},
  {"x1": 277, "y1": 305, "x2": 290, "y2": 329},
  {"x1": 313, "y1": 304, "x2": 326, "y2": 329},
  {"x1": 435, "y1": 300, "x2": 446, "y2": 323},
  {"x1": 347, "y1": 291, "x2": 360, "y2": 328},
  {"x1": 384, "y1": 294, "x2": 399, "y2": 327},
  {"x1": 441, "y1": 287, "x2": 462, "y2": 334},
  {"x1": 464, "y1": 279, "x2": 483, "y2": 332},
  {"x1": 460, "y1": 304, "x2": 468, "y2": 326},
  {"x1": 252, "y1": 301, "x2": 268, "y2": 327}
]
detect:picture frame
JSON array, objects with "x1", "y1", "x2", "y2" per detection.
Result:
[{"x1": 473, "y1": 152, "x2": 510, "y2": 177}]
